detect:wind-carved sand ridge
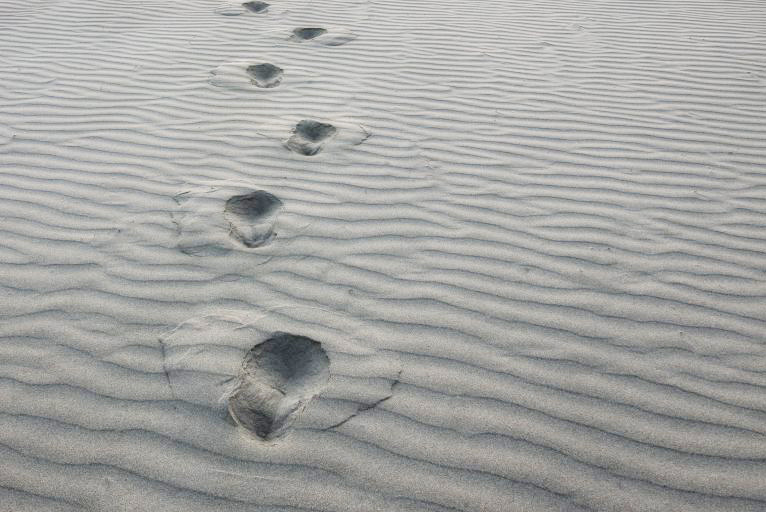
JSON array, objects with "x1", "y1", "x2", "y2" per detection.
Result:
[
  {"x1": 0, "y1": 125, "x2": 12, "y2": 145},
  {"x1": 228, "y1": 333, "x2": 330, "y2": 440}
]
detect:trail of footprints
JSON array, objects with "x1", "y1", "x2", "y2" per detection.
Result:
[{"x1": 198, "y1": 2, "x2": 362, "y2": 439}]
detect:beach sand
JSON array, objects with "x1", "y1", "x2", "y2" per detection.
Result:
[{"x1": 1, "y1": 0, "x2": 766, "y2": 510}]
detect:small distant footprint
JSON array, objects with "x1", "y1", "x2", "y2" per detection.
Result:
[
  {"x1": 228, "y1": 333, "x2": 330, "y2": 440},
  {"x1": 214, "y1": 0, "x2": 268, "y2": 15},
  {"x1": 246, "y1": 63, "x2": 283, "y2": 88},
  {"x1": 291, "y1": 28, "x2": 327, "y2": 41},
  {"x1": 210, "y1": 61, "x2": 285, "y2": 90},
  {"x1": 285, "y1": 120, "x2": 337, "y2": 156},
  {"x1": 289, "y1": 27, "x2": 356, "y2": 46},
  {"x1": 242, "y1": 1, "x2": 268, "y2": 12},
  {"x1": 224, "y1": 190, "x2": 283, "y2": 248}
]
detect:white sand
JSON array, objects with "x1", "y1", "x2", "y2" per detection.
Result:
[{"x1": 1, "y1": 0, "x2": 766, "y2": 510}]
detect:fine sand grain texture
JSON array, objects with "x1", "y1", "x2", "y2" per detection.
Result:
[{"x1": 1, "y1": 0, "x2": 766, "y2": 510}]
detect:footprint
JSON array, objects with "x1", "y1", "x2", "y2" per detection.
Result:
[
  {"x1": 173, "y1": 186, "x2": 284, "y2": 255},
  {"x1": 242, "y1": 1, "x2": 268, "y2": 12},
  {"x1": 224, "y1": 190, "x2": 283, "y2": 248},
  {"x1": 210, "y1": 61, "x2": 286, "y2": 90},
  {"x1": 284, "y1": 120, "x2": 337, "y2": 156},
  {"x1": 291, "y1": 27, "x2": 327, "y2": 41},
  {"x1": 289, "y1": 27, "x2": 356, "y2": 46},
  {"x1": 246, "y1": 63, "x2": 283, "y2": 88},
  {"x1": 228, "y1": 333, "x2": 330, "y2": 440}
]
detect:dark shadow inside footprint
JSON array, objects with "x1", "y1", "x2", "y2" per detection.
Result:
[
  {"x1": 224, "y1": 191, "x2": 282, "y2": 247},
  {"x1": 228, "y1": 333, "x2": 330, "y2": 440},
  {"x1": 285, "y1": 120, "x2": 337, "y2": 156},
  {"x1": 246, "y1": 63, "x2": 283, "y2": 88},
  {"x1": 242, "y1": 1, "x2": 269, "y2": 12},
  {"x1": 292, "y1": 28, "x2": 327, "y2": 41},
  {"x1": 296, "y1": 120, "x2": 336, "y2": 142}
]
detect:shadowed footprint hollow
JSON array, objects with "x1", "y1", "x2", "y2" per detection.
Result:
[
  {"x1": 246, "y1": 63, "x2": 283, "y2": 88},
  {"x1": 291, "y1": 28, "x2": 327, "y2": 41},
  {"x1": 242, "y1": 1, "x2": 268, "y2": 12},
  {"x1": 285, "y1": 120, "x2": 337, "y2": 156},
  {"x1": 224, "y1": 190, "x2": 282, "y2": 248},
  {"x1": 228, "y1": 333, "x2": 330, "y2": 440}
]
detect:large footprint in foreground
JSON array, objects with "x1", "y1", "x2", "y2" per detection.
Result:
[
  {"x1": 228, "y1": 333, "x2": 330, "y2": 440},
  {"x1": 158, "y1": 314, "x2": 403, "y2": 439}
]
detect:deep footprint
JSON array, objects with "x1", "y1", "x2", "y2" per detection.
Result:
[
  {"x1": 228, "y1": 333, "x2": 330, "y2": 440},
  {"x1": 242, "y1": 1, "x2": 268, "y2": 12},
  {"x1": 223, "y1": 191, "x2": 282, "y2": 247},
  {"x1": 291, "y1": 27, "x2": 327, "y2": 41},
  {"x1": 285, "y1": 120, "x2": 337, "y2": 156},
  {"x1": 246, "y1": 63, "x2": 283, "y2": 88}
]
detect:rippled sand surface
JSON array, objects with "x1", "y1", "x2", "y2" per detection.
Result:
[{"x1": 1, "y1": 0, "x2": 766, "y2": 510}]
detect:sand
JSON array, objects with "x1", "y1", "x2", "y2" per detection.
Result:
[{"x1": 1, "y1": 0, "x2": 766, "y2": 510}]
